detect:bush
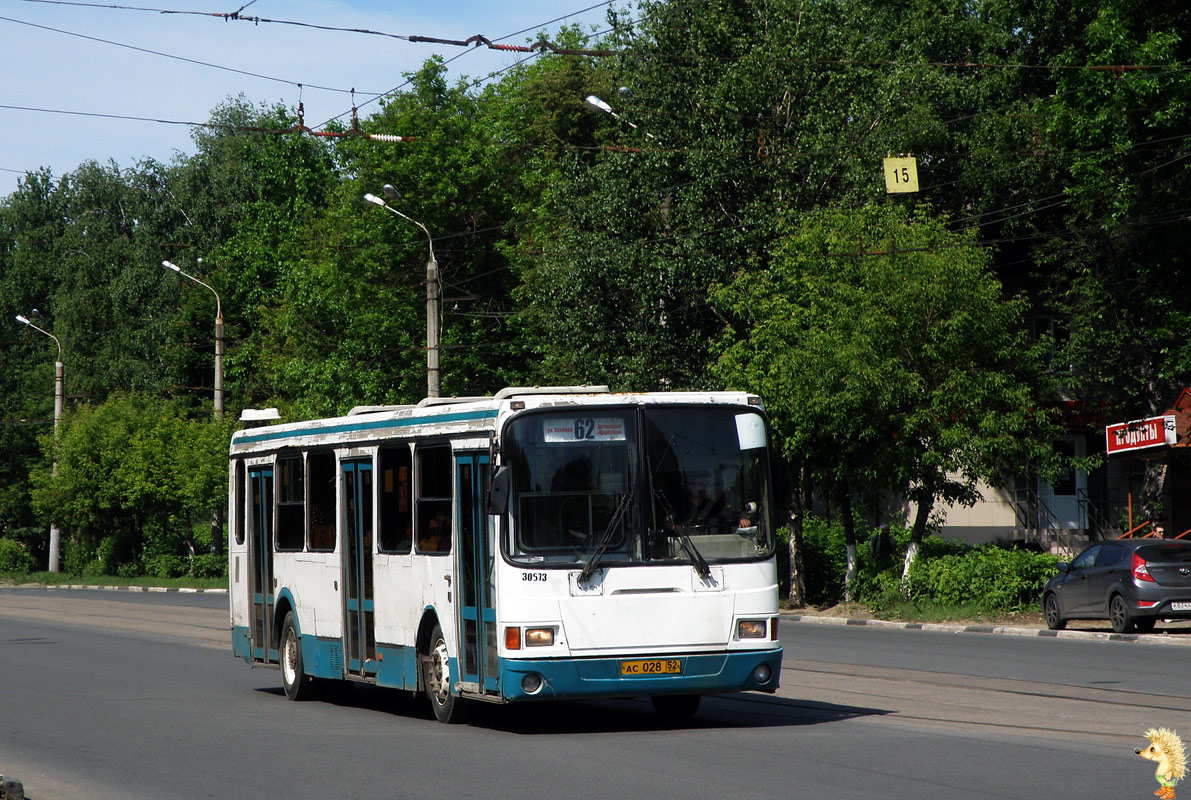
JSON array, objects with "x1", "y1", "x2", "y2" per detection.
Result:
[
  {"x1": 144, "y1": 554, "x2": 187, "y2": 579},
  {"x1": 800, "y1": 516, "x2": 848, "y2": 605},
  {"x1": 62, "y1": 537, "x2": 97, "y2": 577},
  {"x1": 0, "y1": 538, "x2": 35, "y2": 573},
  {"x1": 190, "y1": 553, "x2": 226, "y2": 579},
  {"x1": 907, "y1": 546, "x2": 1060, "y2": 611},
  {"x1": 797, "y1": 513, "x2": 1061, "y2": 613}
]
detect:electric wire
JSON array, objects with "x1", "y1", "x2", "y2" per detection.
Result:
[{"x1": 0, "y1": 13, "x2": 374, "y2": 94}]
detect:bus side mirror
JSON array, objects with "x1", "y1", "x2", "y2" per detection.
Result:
[{"x1": 487, "y1": 466, "x2": 510, "y2": 515}]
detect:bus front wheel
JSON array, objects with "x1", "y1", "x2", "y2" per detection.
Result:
[{"x1": 424, "y1": 623, "x2": 466, "y2": 723}]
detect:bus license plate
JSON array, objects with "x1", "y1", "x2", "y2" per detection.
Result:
[{"x1": 620, "y1": 659, "x2": 683, "y2": 676}]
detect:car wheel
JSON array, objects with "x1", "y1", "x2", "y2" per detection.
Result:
[
  {"x1": 1043, "y1": 593, "x2": 1066, "y2": 631},
  {"x1": 1109, "y1": 594, "x2": 1135, "y2": 634}
]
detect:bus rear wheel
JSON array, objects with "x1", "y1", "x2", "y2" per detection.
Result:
[
  {"x1": 280, "y1": 612, "x2": 319, "y2": 701},
  {"x1": 651, "y1": 694, "x2": 701, "y2": 720},
  {"x1": 424, "y1": 623, "x2": 466, "y2": 724}
]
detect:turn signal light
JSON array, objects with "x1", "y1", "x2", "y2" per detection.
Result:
[{"x1": 505, "y1": 626, "x2": 521, "y2": 650}]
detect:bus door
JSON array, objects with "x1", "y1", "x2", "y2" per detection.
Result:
[
  {"x1": 456, "y1": 452, "x2": 497, "y2": 693},
  {"x1": 248, "y1": 466, "x2": 276, "y2": 662},
  {"x1": 342, "y1": 459, "x2": 377, "y2": 677}
]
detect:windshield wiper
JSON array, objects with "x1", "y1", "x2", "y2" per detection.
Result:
[
  {"x1": 645, "y1": 445, "x2": 712, "y2": 580},
  {"x1": 579, "y1": 492, "x2": 633, "y2": 584},
  {"x1": 675, "y1": 527, "x2": 712, "y2": 580}
]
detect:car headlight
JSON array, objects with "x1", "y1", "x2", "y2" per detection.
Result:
[
  {"x1": 736, "y1": 619, "x2": 768, "y2": 639},
  {"x1": 525, "y1": 627, "x2": 555, "y2": 647}
]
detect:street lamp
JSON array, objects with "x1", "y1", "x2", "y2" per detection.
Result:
[
  {"x1": 15, "y1": 312, "x2": 63, "y2": 573},
  {"x1": 583, "y1": 94, "x2": 659, "y2": 141},
  {"x1": 162, "y1": 260, "x2": 224, "y2": 417},
  {"x1": 364, "y1": 187, "x2": 441, "y2": 398}
]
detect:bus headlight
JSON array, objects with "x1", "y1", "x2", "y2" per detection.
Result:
[
  {"x1": 525, "y1": 627, "x2": 555, "y2": 647},
  {"x1": 521, "y1": 673, "x2": 544, "y2": 694},
  {"x1": 736, "y1": 619, "x2": 767, "y2": 639},
  {"x1": 753, "y1": 664, "x2": 773, "y2": 685}
]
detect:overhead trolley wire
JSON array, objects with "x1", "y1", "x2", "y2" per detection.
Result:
[{"x1": 0, "y1": 14, "x2": 375, "y2": 94}]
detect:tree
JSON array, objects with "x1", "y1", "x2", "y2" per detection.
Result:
[
  {"x1": 29, "y1": 393, "x2": 234, "y2": 575},
  {"x1": 713, "y1": 202, "x2": 1060, "y2": 599}
]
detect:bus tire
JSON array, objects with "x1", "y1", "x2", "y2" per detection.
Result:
[
  {"x1": 424, "y1": 623, "x2": 466, "y2": 723},
  {"x1": 280, "y1": 611, "x2": 318, "y2": 701},
  {"x1": 651, "y1": 694, "x2": 701, "y2": 720}
]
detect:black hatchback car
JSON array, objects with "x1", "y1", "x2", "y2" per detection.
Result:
[{"x1": 1041, "y1": 539, "x2": 1191, "y2": 633}]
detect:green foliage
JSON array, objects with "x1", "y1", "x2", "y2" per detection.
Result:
[
  {"x1": 0, "y1": 538, "x2": 35, "y2": 573},
  {"x1": 2, "y1": 0, "x2": 1190, "y2": 590},
  {"x1": 190, "y1": 553, "x2": 226, "y2": 579},
  {"x1": 800, "y1": 513, "x2": 1059, "y2": 613},
  {"x1": 906, "y1": 547, "x2": 1061, "y2": 611},
  {"x1": 714, "y1": 202, "x2": 1061, "y2": 533},
  {"x1": 30, "y1": 393, "x2": 236, "y2": 575},
  {"x1": 62, "y1": 537, "x2": 99, "y2": 578},
  {"x1": 144, "y1": 554, "x2": 186, "y2": 579}
]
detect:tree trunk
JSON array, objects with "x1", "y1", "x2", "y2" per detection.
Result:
[
  {"x1": 901, "y1": 488, "x2": 933, "y2": 592},
  {"x1": 786, "y1": 466, "x2": 808, "y2": 607},
  {"x1": 836, "y1": 483, "x2": 857, "y2": 602}
]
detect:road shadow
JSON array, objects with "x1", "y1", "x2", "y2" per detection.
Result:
[
  {"x1": 255, "y1": 683, "x2": 887, "y2": 733},
  {"x1": 474, "y1": 692, "x2": 888, "y2": 735}
]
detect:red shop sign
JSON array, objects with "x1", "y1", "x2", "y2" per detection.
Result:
[{"x1": 1105, "y1": 415, "x2": 1177, "y2": 455}]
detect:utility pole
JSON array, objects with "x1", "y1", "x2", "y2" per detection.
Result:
[
  {"x1": 15, "y1": 313, "x2": 63, "y2": 572},
  {"x1": 364, "y1": 187, "x2": 441, "y2": 397}
]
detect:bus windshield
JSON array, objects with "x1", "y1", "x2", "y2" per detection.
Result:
[{"x1": 503, "y1": 406, "x2": 773, "y2": 568}]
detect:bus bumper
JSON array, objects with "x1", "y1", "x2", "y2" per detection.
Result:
[{"x1": 498, "y1": 647, "x2": 782, "y2": 702}]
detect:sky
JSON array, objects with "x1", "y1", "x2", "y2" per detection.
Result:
[{"x1": 0, "y1": 0, "x2": 622, "y2": 198}]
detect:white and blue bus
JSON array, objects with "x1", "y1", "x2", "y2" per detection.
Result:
[{"x1": 228, "y1": 386, "x2": 782, "y2": 722}]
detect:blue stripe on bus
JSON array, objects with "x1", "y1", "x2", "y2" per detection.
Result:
[
  {"x1": 232, "y1": 626, "x2": 251, "y2": 663},
  {"x1": 497, "y1": 647, "x2": 783, "y2": 702},
  {"x1": 233, "y1": 408, "x2": 499, "y2": 445}
]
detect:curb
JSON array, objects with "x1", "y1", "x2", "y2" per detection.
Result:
[
  {"x1": 780, "y1": 611, "x2": 1191, "y2": 647},
  {"x1": 12, "y1": 584, "x2": 227, "y2": 595}
]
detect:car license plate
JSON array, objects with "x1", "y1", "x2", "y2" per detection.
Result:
[
  {"x1": 1171, "y1": 602, "x2": 1191, "y2": 611},
  {"x1": 620, "y1": 658, "x2": 683, "y2": 676}
]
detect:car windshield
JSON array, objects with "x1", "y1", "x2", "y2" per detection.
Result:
[{"x1": 502, "y1": 405, "x2": 774, "y2": 568}]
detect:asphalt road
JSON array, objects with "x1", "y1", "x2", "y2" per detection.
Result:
[{"x1": 0, "y1": 588, "x2": 1186, "y2": 799}]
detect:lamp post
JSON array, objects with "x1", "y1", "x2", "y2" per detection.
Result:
[
  {"x1": 16, "y1": 313, "x2": 63, "y2": 573},
  {"x1": 363, "y1": 187, "x2": 440, "y2": 398},
  {"x1": 162, "y1": 260, "x2": 224, "y2": 417},
  {"x1": 583, "y1": 94, "x2": 659, "y2": 141}
]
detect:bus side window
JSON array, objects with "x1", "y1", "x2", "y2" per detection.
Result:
[
  {"x1": 276, "y1": 455, "x2": 305, "y2": 551},
  {"x1": 379, "y1": 444, "x2": 413, "y2": 554},
  {"x1": 234, "y1": 460, "x2": 245, "y2": 546},
  {"x1": 307, "y1": 451, "x2": 336, "y2": 552},
  {"x1": 416, "y1": 444, "x2": 452, "y2": 555}
]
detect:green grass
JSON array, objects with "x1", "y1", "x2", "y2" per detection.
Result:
[
  {"x1": 868, "y1": 599, "x2": 1040, "y2": 624},
  {"x1": 0, "y1": 571, "x2": 226, "y2": 590}
]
